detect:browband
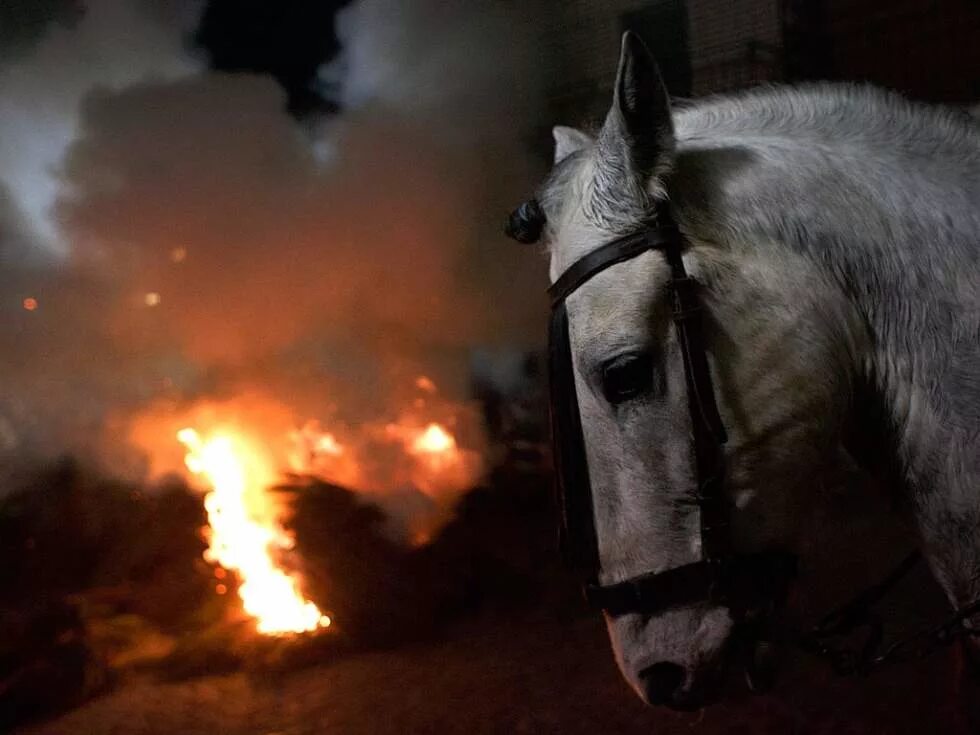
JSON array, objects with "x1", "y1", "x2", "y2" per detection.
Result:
[{"x1": 549, "y1": 226, "x2": 680, "y2": 306}]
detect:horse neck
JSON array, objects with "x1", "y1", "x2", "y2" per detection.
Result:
[{"x1": 671, "y1": 124, "x2": 980, "y2": 503}]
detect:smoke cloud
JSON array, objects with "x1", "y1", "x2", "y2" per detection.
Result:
[
  {"x1": 0, "y1": 0, "x2": 202, "y2": 254},
  {"x1": 0, "y1": 0, "x2": 551, "y2": 520}
]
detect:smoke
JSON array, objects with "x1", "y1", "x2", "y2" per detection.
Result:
[
  {"x1": 0, "y1": 0, "x2": 551, "y2": 516},
  {"x1": 0, "y1": 0, "x2": 203, "y2": 255}
]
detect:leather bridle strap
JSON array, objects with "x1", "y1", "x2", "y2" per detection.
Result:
[
  {"x1": 660, "y1": 230, "x2": 730, "y2": 564},
  {"x1": 548, "y1": 227, "x2": 680, "y2": 305},
  {"x1": 548, "y1": 226, "x2": 683, "y2": 576},
  {"x1": 586, "y1": 552, "x2": 798, "y2": 617},
  {"x1": 548, "y1": 304, "x2": 600, "y2": 572},
  {"x1": 548, "y1": 218, "x2": 797, "y2": 617}
]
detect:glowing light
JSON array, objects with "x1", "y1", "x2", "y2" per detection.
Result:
[
  {"x1": 314, "y1": 432, "x2": 343, "y2": 456},
  {"x1": 286, "y1": 419, "x2": 362, "y2": 488},
  {"x1": 177, "y1": 427, "x2": 330, "y2": 635},
  {"x1": 144, "y1": 292, "x2": 161, "y2": 307},
  {"x1": 415, "y1": 376, "x2": 437, "y2": 393},
  {"x1": 22, "y1": 297, "x2": 38, "y2": 311},
  {"x1": 411, "y1": 423, "x2": 456, "y2": 455},
  {"x1": 170, "y1": 247, "x2": 187, "y2": 263}
]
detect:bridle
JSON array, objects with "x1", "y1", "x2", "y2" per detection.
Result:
[
  {"x1": 506, "y1": 197, "x2": 980, "y2": 677},
  {"x1": 544, "y1": 211, "x2": 797, "y2": 620}
]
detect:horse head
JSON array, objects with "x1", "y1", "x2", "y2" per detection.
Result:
[{"x1": 519, "y1": 33, "x2": 868, "y2": 709}]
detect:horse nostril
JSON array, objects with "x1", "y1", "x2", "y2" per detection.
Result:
[{"x1": 639, "y1": 662, "x2": 686, "y2": 706}]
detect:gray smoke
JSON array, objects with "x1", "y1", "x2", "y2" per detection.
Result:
[{"x1": 0, "y1": 0, "x2": 551, "y2": 485}]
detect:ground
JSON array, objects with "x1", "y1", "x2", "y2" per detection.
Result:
[{"x1": 16, "y1": 609, "x2": 968, "y2": 735}]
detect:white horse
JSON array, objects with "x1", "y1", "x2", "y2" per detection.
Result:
[{"x1": 520, "y1": 33, "x2": 980, "y2": 710}]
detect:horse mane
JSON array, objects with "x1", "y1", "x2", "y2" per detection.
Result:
[
  {"x1": 668, "y1": 82, "x2": 980, "y2": 487},
  {"x1": 668, "y1": 82, "x2": 980, "y2": 311},
  {"x1": 675, "y1": 82, "x2": 980, "y2": 154},
  {"x1": 671, "y1": 84, "x2": 980, "y2": 254}
]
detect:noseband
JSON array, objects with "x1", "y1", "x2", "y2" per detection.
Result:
[{"x1": 539, "y1": 208, "x2": 796, "y2": 619}]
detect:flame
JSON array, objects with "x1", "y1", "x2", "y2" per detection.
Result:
[
  {"x1": 383, "y1": 419, "x2": 479, "y2": 502},
  {"x1": 126, "y1": 383, "x2": 486, "y2": 627},
  {"x1": 411, "y1": 423, "x2": 456, "y2": 455},
  {"x1": 177, "y1": 426, "x2": 331, "y2": 635},
  {"x1": 287, "y1": 419, "x2": 362, "y2": 489}
]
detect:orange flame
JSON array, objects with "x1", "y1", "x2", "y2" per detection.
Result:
[
  {"x1": 177, "y1": 427, "x2": 331, "y2": 635},
  {"x1": 125, "y1": 382, "x2": 485, "y2": 631},
  {"x1": 411, "y1": 422, "x2": 456, "y2": 455}
]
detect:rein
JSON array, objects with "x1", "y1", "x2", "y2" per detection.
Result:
[
  {"x1": 506, "y1": 199, "x2": 980, "y2": 678},
  {"x1": 800, "y1": 550, "x2": 980, "y2": 675}
]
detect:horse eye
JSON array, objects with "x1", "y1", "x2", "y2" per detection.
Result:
[{"x1": 601, "y1": 353, "x2": 653, "y2": 405}]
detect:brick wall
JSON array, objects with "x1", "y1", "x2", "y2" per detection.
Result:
[
  {"x1": 538, "y1": 0, "x2": 979, "y2": 118},
  {"x1": 686, "y1": 0, "x2": 783, "y2": 94},
  {"x1": 536, "y1": 0, "x2": 642, "y2": 127},
  {"x1": 538, "y1": 0, "x2": 784, "y2": 129},
  {"x1": 820, "y1": 0, "x2": 980, "y2": 103}
]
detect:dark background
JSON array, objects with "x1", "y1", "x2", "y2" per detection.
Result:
[{"x1": 2, "y1": 1, "x2": 978, "y2": 733}]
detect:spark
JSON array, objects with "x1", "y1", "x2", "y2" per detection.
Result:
[{"x1": 415, "y1": 375, "x2": 438, "y2": 393}]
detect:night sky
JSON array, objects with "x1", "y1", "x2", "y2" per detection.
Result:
[
  {"x1": 1, "y1": 0, "x2": 354, "y2": 114},
  {"x1": 195, "y1": 0, "x2": 353, "y2": 116}
]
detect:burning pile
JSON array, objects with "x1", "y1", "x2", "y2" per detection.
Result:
[
  {"x1": 0, "y1": 369, "x2": 553, "y2": 729},
  {"x1": 129, "y1": 378, "x2": 484, "y2": 638}
]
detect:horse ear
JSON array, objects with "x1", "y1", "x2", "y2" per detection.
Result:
[
  {"x1": 553, "y1": 126, "x2": 593, "y2": 165},
  {"x1": 597, "y1": 31, "x2": 675, "y2": 183}
]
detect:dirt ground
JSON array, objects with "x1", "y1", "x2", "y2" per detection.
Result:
[{"x1": 15, "y1": 609, "x2": 969, "y2": 735}]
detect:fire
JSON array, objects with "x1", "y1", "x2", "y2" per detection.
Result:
[
  {"x1": 411, "y1": 423, "x2": 456, "y2": 455},
  {"x1": 287, "y1": 419, "x2": 362, "y2": 489},
  {"x1": 177, "y1": 427, "x2": 331, "y2": 636},
  {"x1": 126, "y1": 381, "x2": 486, "y2": 631},
  {"x1": 386, "y1": 419, "x2": 480, "y2": 501}
]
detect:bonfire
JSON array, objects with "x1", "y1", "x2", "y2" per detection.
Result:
[{"x1": 130, "y1": 379, "x2": 485, "y2": 639}]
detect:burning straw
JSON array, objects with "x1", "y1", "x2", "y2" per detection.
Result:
[{"x1": 127, "y1": 378, "x2": 484, "y2": 638}]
